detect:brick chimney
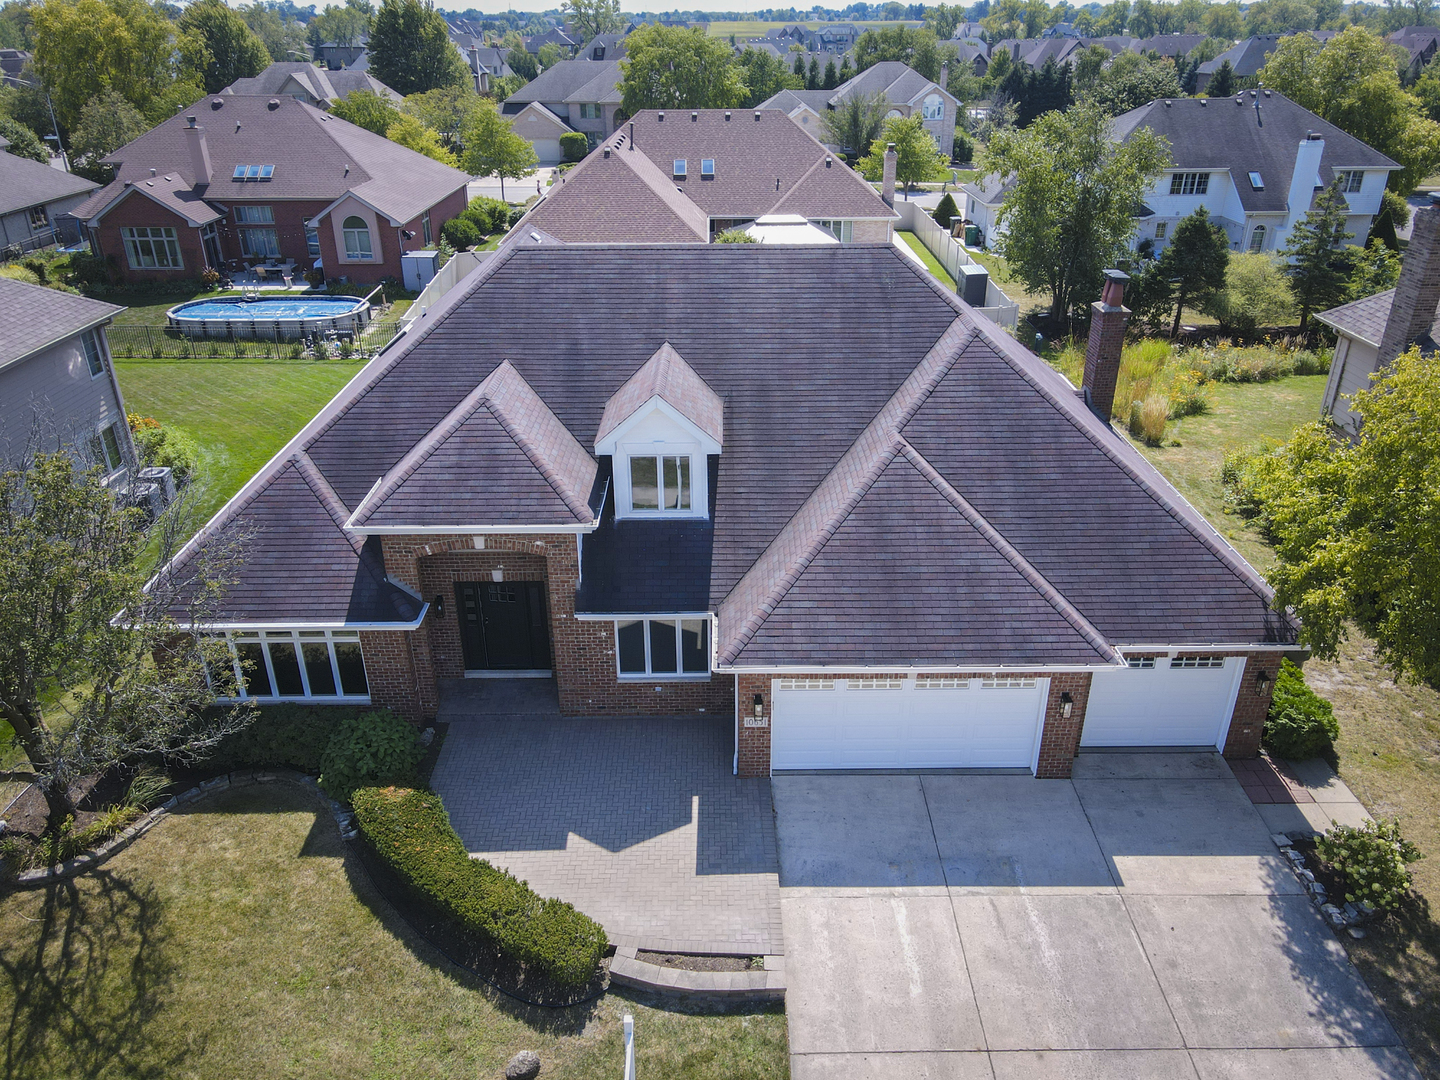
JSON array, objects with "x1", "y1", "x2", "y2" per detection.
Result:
[
  {"x1": 1377, "y1": 192, "x2": 1440, "y2": 366},
  {"x1": 881, "y1": 142, "x2": 897, "y2": 208},
  {"x1": 184, "y1": 115, "x2": 211, "y2": 188},
  {"x1": 940, "y1": 61, "x2": 949, "y2": 89},
  {"x1": 1082, "y1": 270, "x2": 1130, "y2": 422}
]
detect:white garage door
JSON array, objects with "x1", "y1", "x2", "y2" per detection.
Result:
[
  {"x1": 771, "y1": 675, "x2": 1047, "y2": 771},
  {"x1": 1081, "y1": 655, "x2": 1245, "y2": 749},
  {"x1": 530, "y1": 139, "x2": 562, "y2": 165}
]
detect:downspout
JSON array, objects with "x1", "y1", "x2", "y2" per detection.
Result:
[{"x1": 733, "y1": 672, "x2": 739, "y2": 775}]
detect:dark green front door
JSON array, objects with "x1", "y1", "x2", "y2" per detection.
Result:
[{"x1": 455, "y1": 580, "x2": 552, "y2": 671}]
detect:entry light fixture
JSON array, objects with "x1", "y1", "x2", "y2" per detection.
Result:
[
  {"x1": 491, "y1": 566, "x2": 504, "y2": 583},
  {"x1": 753, "y1": 693, "x2": 764, "y2": 719},
  {"x1": 1255, "y1": 669, "x2": 1272, "y2": 696},
  {"x1": 1059, "y1": 691, "x2": 1074, "y2": 719},
  {"x1": 432, "y1": 593, "x2": 445, "y2": 618}
]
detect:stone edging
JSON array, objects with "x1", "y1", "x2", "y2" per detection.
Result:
[
  {"x1": 607, "y1": 946, "x2": 786, "y2": 1002},
  {"x1": 1270, "y1": 831, "x2": 1377, "y2": 939},
  {"x1": 10, "y1": 769, "x2": 353, "y2": 889}
]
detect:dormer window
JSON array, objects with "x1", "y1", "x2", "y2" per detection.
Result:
[{"x1": 630, "y1": 454, "x2": 690, "y2": 511}]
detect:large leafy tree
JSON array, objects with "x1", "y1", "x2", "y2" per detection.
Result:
[
  {"x1": 239, "y1": 2, "x2": 308, "y2": 64},
  {"x1": 1084, "y1": 52, "x2": 1182, "y2": 116},
  {"x1": 0, "y1": 443, "x2": 253, "y2": 835},
  {"x1": 1156, "y1": 206, "x2": 1229, "y2": 338},
  {"x1": 857, "y1": 113, "x2": 948, "y2": 195},
  {"x1": 460, "y1": 97, "x2": 538, "y2": 200},
  {"x1": 330, "y1": 88, "x2": 402, "y2": 135},
  {"x1": 404, "y1": 85, "x2": 483, "y2": 146},
  {"x1": 307, "y1": 0, "x2": 371, "y2": 53},
  {"x1": 852, "y1": 24, "x2": 944, "y2": 80},
  {"x1": 386, "y1": 113, "x2": 456, "y2": 165},
  {"x1": 562, "y1": 0, "x2": 622, "y2": 42},
  {"x1": 1260, "y1": 27, "x2": 1440, "y2": 194},
  {"x1": 619, "y1": 24, "x2": 745, "y2": 113},
  {"x1": 178, "y1": 0, "x2": 271, "y2": 95},
  {"x1": 1205, "y1": 59, "x2": 1236, "y2": 97},
  {"x1": 368, "y1": 0, "x2": 469, "y2": 97},
  {"x1": 735, "y1": 46, "x2": 799, "y2": 109},
  {"x1": 821, "y1": 90, "x2": 888, "y2": 154},
  {"x1": 0, "y1": 116, "x2": 48, "y2": 162},
  {"x1": 982, "y1": 101, "x2": 1169, "y2": 323},
  {"x1": 70, "y1": 89, "x2": 147, "y2": 181},
  {"x1": 1280, "y1": 182, "x2": 1355, "y2": 331},
  {"x1": 1231, "y1": 348, "x2": 1440, "y2": 684}
]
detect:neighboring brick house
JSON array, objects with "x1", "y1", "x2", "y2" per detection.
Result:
[
  {"x1": 521, "y1": 109, "x2": 899, "y2": 243},
  {"x1": 159, "y1": 244, "x2": 1295, "y2": 781},
  {"x1": 502, "y1": 59, "x2": 624, "y2": 163},
  {"x1": 0, "y1": 276, "x2": 134, "y2": 485},
  {"x1": 222, "y1": 63, "x2": 402, "y2": 108},
  {"x1": 759, "y1": 61, "x2": 960, "y2": 154},
  {"x1": 71, "y1": 96, "x2": 470, "y2": 286}
]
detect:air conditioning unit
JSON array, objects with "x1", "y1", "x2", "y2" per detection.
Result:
[{"x1": 140, "y1": 465, "x2": 176, "y2": 506}]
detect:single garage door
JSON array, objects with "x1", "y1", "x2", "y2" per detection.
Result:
[
  {"x1": 530, "y1": 139, "x2": 562, "y2": 166},
  {"x1": 771, "y1": 675, "x2": 1048, "y2": 771},
  {"x1": 1081, "y1": 655, "x2": 1245, "y2": 749}
]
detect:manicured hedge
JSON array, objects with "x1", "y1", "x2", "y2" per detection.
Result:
[
  {"x1": 1264, "y1": 658, "x2": 1340, "y2": 760},
  {"x1": 204, "y1": 703, "x2": 355, "y2": 774},
  {"x1": 352, "y1": 786, "x2": 607, "y2": 988},
  {"x1": 560, "y1": 131, "x2": 589, "y2": 162}
]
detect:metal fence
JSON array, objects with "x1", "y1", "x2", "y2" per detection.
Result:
[{"x1": 107, "y1": 320, "x2": 401, "y2": 361}]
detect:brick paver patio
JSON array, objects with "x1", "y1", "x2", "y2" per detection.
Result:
[{"x1": 430, "y1": 694, "x2": 783, "y2": 957}]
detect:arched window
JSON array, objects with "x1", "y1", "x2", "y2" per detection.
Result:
[
  {"x1": 886, "y1": 108, "x2": 903, "y2": 119},
  {"x1": 342, "y1": 215, "x2": 372, "y2": 260},
  {"x1": 922, "y1": 93, "x2": 944, "y2": 120},
  {"x1": 1248, "y1": 224, "x2": 1266, "y2": 252}
]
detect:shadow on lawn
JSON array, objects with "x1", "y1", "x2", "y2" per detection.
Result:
[
  {"x1": 1346, "y1": 893, "x2": 1440, "y2": 1077},
  {"x1": 0, "y1": 872, "x2": 183, "y2": 1080}
]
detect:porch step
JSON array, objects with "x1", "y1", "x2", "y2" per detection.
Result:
[{"x1": 436, "y1": 676, "x2": 560, "y2": 718}]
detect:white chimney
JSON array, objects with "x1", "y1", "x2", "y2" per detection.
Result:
[
  {"x1": 940, "y1": 61, "x2": 949, "y2": 88},
  {"x1": 1282, "y1": 133, "x2": 1325, "y2": 245},
  {"x1": 184, "y1": 115, "x2": 211, "y2": 187}
]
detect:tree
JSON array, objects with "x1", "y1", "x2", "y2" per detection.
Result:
[
  {"x1": 1202, "y1": 252, "x2": 1296, "y2": 332},
  {"x1": 1260, "y1": 27, "x2": 1440, "y2": 194},
  {"x1": 30, "y1": 0, "x2": 183, "y2": 128},
  {"x1": 0, "y1": 442, "x2": 253, "y2": 835},
  {"x1": 562, "y1": 0, "x2": 622, "y2": 42},
  {"x1": 858, "y1": 113, "x2": 948, "y2": 195},
  {"x1": 1206, "y1": 59, "x2": 1236, "y2": 97},
  {"x1": 459, "y1": 97, "x2": 538, "y2": 200},
  {"x1": 331, "y1": 88, "x2": 403, "y2": 135},
  {"x1": 70, "y1": 89, "x2": 147, "y2": 181},
  {"x1": 404, "y1": 85, "x2": 482, "y2": 146},
  {"x1": 141, "y1": 81, "x2": 205, "y2": 128},
  {"x1": 981, "y1": 101, "x2": 1169, "y2": 322},
  {"x1": 793, "y1": 52, "x2": 806, "y2": 81},
  {"x1": 308, "y1": 0, "x2": 371, "y2": 53},
  {"x1": 1281, "y1": 182, "x2": 1355, "y2": 331},
  {"x1": 1232, "y1": 348, "x2": 1440, "y2": 684},
  {"x1": 1084, "y1": 51, "x2": 1182, "y2": 116},
  {"x1": 808, "y1": 56, "x2": 821, "y2": 90},
  {"x1": 386, "y1": 113, "x2": 457, "y2": 164},
  {"x1": 537, "y1": 41, "x2": 567, "y2": 71},
  {"x1": 821, "y1": 89, "x2": 888, "y2": 153},
  {"x1": 823, "y1": 59, "x2": 838, "y2": 90},
  {"x1": 368, "y1": 0, "x2": 469, "y2": 97},
  {"x1": 507, "y1": 47, "x2": 538, "y2": 81},
  {"x1": 852, "y1": 24, "x2": 943, "y2": 79},
  {"x1": 839, "y1": 54, "x2": 853, "y2": 82},
  {"x1": 0, "y1": 116, "x2": 47, "y2": 162},
  {"x1": 177, "y1": 0, "x2": 270, "y2": 95},
  {"x1": 1346, "y1": 237, "x2": 1401, "y2": 299},
  {"x1": 933, "y1": 191, "x2": 959, "y2": 227},
  {"x1": 619, "y1": 24, "x2": 746, "y2": 113},
  {"x1": 239, "y1": 3, "x2": 308, "y2": 64},
  {"x1": 736, "y1": 46, "x2": 799, "y2": 108},
  {"x1": 1203, "y1": 2, "x2": 1244, "y2": 39},
  {"x1": 1155, "y1": 206, "x2": 1229, "y2": 338}
]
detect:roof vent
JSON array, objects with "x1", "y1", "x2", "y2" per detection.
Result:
[
  {"x1": 1163, "y1": 99, "x2": 1170, "y2": 107},
  {"x1": 754, "y1": 111, "x2": 761, "y2": 121},
  {"x1": 268, "y1": 98, "x2": 280, "y2": 110},
  {"x1": 210, "y1": 98, "x2": 223, "y2": 109},
  {"x1": 724, "y1": 111, "x2": 731, "y2": 121},
  {"x1": 1199, "y1": 98, "x2": 1207, "y2": 106},
  {"x1": 149, "y1": 167, "x2": 157, "y2": 177},
  {"x1": 825, "y1": 156, "x2": 832, "y2": 168},
  {"x1": 1308, "y1": 131, "x2": 1323, "y2": 140},
  {"x1": 776, "y1": 177, "x2": 781, "y2": 191},
  {"x1": 1264, "y1": 89, "x2": 1271, "y2": 97},
  {"x1": 235, "y1": 121, "x2": 242, "y2": 131},
  {"x1": 1236, "y1": 97, "x2": 1244, "y2": 105},
  {"x1": 691, "y1": 111, "x2": 697, "y2": 121},
  {"x1": 603, "y1": 148, "x2": 611, "y2": 158},
  {"x1": 657, "y1": 111, "x2": 665, "y2": 121}
]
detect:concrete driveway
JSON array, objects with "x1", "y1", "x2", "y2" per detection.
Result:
[{"x1": 775, "y1": 753, "x2": 1420, "y2": 1080}]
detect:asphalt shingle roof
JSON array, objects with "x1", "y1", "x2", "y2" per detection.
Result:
[
  {"x1": 172, "y1": 244, "x2": 1289, "y2": 659},
  {"x1": 503, "y1": 59, "x2": 622, "y2": 106},
  {"x1": 223, "y1": 63, "x2": 401, "y2": 104},
  {"x1": 0, "y1": 150, "x2": 97, "y2": 218},
  {"x1": 0, "y1": 276, "x2": 122, "y2": 369},
  {"x1": 1315, "y1": 288, "x2": 1396, "y2": 347}
]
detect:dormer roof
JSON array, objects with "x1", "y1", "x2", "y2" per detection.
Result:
[{"x1": 595, "y1": 342, "x2": 724, "y2": 453}]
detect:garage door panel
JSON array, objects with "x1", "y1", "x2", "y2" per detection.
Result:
[{"x1": 1081, "y1": 659, "x2": 1243, "y2": 749}]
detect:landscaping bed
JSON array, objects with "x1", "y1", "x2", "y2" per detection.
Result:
[{"x1": 636, "y1": 952, "x2": 764, "y2": 973}]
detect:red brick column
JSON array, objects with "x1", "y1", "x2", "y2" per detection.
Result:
[
  {"x1": 359, "y1": 629, "x2": 423, "y2": 724},
  {"x1": 1036, "y1": 673, "x2": 1092, "y2": 779},
  {"x1": 1222, "y1": 654, "x2": 1274, "y2": 759},
  {"x1": 735, "y1": 673, "x2": 771, "y2": 778}
]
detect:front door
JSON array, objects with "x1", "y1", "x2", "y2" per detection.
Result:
[{"x1": 456, "y1": 580, "x2": 552, "y2": 672}]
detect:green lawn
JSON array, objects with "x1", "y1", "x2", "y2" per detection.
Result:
[
  {"x1": 963, "y1": 249, "x2": 1050, "y2": 316},
  {"x1": 0, "y1": 784, "x2": 789, "y2": 1080},
  {"x1": 116, "y1": 361, "x2": 363, "y2": 525},
  {"x1": 1127, "y1": 374, "x2": 1440, "y2": 1077},
  {"x1": 897, "y1": 231, "x2": 956, "y2": 289}
]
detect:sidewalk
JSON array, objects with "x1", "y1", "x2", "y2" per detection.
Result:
[{"x1": 1231, "y1": 753, "x2": 1373, "y2": 834}]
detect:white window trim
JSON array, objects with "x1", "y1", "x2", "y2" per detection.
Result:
[
  {"x1": 620, "y1": 444, "x2": 701, "y2": 518},
  {"x1": 96, "y1": 420, "x2": 125, "y2": 474},
  {"x1": 211, "y1": 628, "x2": 371, "y2": 702},
  {"x1": 614, "y1": 617, "x2": 712, "y2": 679},
  {"x1": 121, "y1": 226, "x2": 183, "y2": 270},
  {"x1": 342, "y1": 217, "x2": 374, "y2": 260},
  {"x1": 82, "y1": 328, "x2": 105, "y2": 379}
]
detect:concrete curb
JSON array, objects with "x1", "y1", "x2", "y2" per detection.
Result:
[
  {"x1": 9, "y1": 769, "x2": 353, "y2": 889},
  {"x1": 607, "y1": 946, "x2": 786, "y2": 1002}
]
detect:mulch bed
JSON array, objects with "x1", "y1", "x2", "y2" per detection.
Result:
[
  {"x1": 351, "y1": 837, "x2": 608, "y2": 1009},
  {"x1": 635, "y1": 951, "x2": 762, "y2": 972},
  {"x1": 2, "y1": 768, "x2": 132, "y2": 841},
  {"x1": 1290, "y1": 835, "x2": 1360, "y2": 909}
]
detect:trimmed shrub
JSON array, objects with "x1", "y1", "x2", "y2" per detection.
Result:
[
  {"x1": 440, "y1": 216, "x2": 482, "y2": 250},
  {"x1": 128, "y1": 414, "x2": 200, "y2": 484},
  {"x1": 204, "y1": 703, "x2": 358, "y2": 774},
  {"x1": 1263, "y1": 658, "x2": 1339, "y2": 759},
  {"x1": 1316, "y1": 818, "x2": 1422, "y2": 912},
  {"x1": 352, "y1": 786, "x2": 608, "y2": 988},
  {"x1": 559, "y1": 131, "x2": 589, "y2": 162},
  {"x1": 932, "y1": 192, "x2": 959, "y2": 229},
  {"x1": 463, "y1": 195, "x2": 510, "y2": 234},
  {"x1": 318, "y1": 709, "x2": 424, "y2": 801},
  {"x1": 952, "y1": 129, "x2": 974, "y2": 164}
]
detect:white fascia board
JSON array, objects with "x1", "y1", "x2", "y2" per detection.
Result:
[
  {"x1": 594, "y1": 395, "x2": 723, "y2": 456},
  {"x1": 574, "y1": 611, "x2": 714, "y2": 621},
  {"x1": 1113, "y1": 642, "x2": 1300, "y2": 652},
  {"x1": 715, "y1": 660, "x2": 1125, "y2": 674},
  {"x1": 345, "y1": 523, "x2": 598, "y2": 535},
  {"x1": 193, "y1": 606, "x2": 429, "y2": 632}
]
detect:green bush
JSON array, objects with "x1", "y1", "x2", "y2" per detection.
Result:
[
  {"x1": 128, "y1": 415, "x2": 200, "y2": 484},
  {"x1": 462, "y1": 195, "x2": 510, "y2": 235},
  {"x1": 932, "y1": 192, "x2": 958, "y2": 229},
  {"x1": 1316, "y1": 818, "x2": 1422, "y2": 912},
  {"x1": 352, "y1": 786, "x2": 608, "y2": 987},
  {"x1": 1128, "y1": 394, "x2": 1168, "y2": 446},
  {"x1": 1201, "y1": 252, "x2": 1296, "y2": 333},
  {"x1": 318, "y1": 710, "x2": 424, "y2": 801},
  {"x1": 440, "y1": 216, "x2": 481, "y2": 249},
  {"x1": 559, "y1": 131, "x2": 589, "y2": 162},
  {"x1": 1263, "y1": 659, "x2": 1340, "y2": 759},
  {"x1": 713, "y1": 227, "x2": 758, "y2": 243},
  {"x1": 1166, "y1": 368, "x2": 1210, "y2": 419},
  {"x1": 952, "y1": 129, "x2": 974, "y2": 164},
  {"x1": 204, "y1": 703, "x2": 357, "y2": 774}
]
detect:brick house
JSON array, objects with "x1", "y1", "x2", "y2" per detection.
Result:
[
  {"x1": 71, "y1": 95, "x2": 470, "y2": 286},
  {"x1": 522, "y1": 109, "x2": 899, "y2": 243},
  {"x1": 161, "y1": 244, "x2": 1295, "y2": 780},
  {"x1": 501, "y1": 59, "x2": 624, "y2": 164}
]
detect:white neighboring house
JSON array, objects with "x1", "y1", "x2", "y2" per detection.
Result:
[
  {"x1": 963, "y1": 90, "x2": 1398, "y2": 254},
  {"x1": 758, "y1": 61, "x2": 960, "y2": 154}
]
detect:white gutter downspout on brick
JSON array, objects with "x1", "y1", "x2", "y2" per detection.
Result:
[{"x1": 733, "y1": 672, "x2": 740, "y2": 776}]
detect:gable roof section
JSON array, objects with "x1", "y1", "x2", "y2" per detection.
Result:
[
  {"x1": 503, "y1": 59, "x2": 622, "y2": 106},
  {"x1": 523, "y1": 143, "x2": 710, "y2": 242},
  {"x1": 511, "y1": 101, "x2": 574, "y2": 137},
  {"x1": 0, "y1": 276, "x2": 122, "y2": 369},
  {"x1": 350, "y1": 359, "x2": 599, "y2": 529},
  {"x1": 223, "y1": 63, "x2": 402, "y2": 105},
  {"x1": 79, "y1": 172, "x2": 224, "y2": 228},
  {"x1": 596, "y1": 341, "x2": 724, "y2": 448},
  {"x1": 1111, "y1": 92, "x2": 1399, "y2": 214},
  {"x1": 0, "y1": 149, "x2": 97, "y2": 217},
  {"x1": 1314, "y1": 288, "x2": 1396, "y2": 348}
]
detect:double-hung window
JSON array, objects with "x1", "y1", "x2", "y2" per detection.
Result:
[
  {"x1": 91, "y1": 422, "x2": 124, "y2": 473},
  {"x1": 629, "y1": 454, "x2": 690, "y2": 511},
  {"x1": 616, "y1": 618, "x2": 710, "y2": 677},
  {"x1": 28, "y1": 205, "x2": 49, "y2": 231},
  {"x1": 1168, "y1": 171, "x2": 1209, "y2": 196},
  {"x1": 81, "y1": 328, "x2": 104, "y2": 377},
  {"x1": 342, "y1": 215, "x2": 373, "y2": 259},
  {"x1": 121, "y1": 226, "x2": 182, "y2": 269},
  {"x1": 306, "y1": 227, "x2": 322, "y2": 258},
  {"x1": 215, "y1": 629, "x2": 369, "y2": 700},
  {"x1": 1336, "y1": 170, "x2": 1364, "y2": 193}
]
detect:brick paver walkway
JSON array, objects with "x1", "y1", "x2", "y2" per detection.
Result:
[
  {"x1": 431, "y1": 710, "x2": 783, "y2": 956},
  {"x1": 1230, "y1": 754, "x2": 1315, "y2": 804}
]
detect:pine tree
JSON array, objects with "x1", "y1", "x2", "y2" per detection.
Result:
[
  {"x1": 1281, "y1": 183, "x2": 1356, "y2": 331},
  {"x1": 824, "y1": 59, "x2": 838, "y2": 89},
  {"x1": 839, "y1": 54, "x2": 853, "y2": 82},
  {"x1": 794, "y1": 53, "x2": 806, "y2": 81},
  {"x1": 1156, "y1": 206, "x2": 1229, "y2": 338},
  {"x1": 808, "y1": 56, "x2": 820, "y2": 89},
  {"x1": 1206, "y1": 59, "x2": 1236, "y2": 97}
]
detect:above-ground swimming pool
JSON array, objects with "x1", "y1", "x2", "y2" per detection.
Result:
[{"x1": 166, "y1": 295, "x2": 372, "y2": 340}]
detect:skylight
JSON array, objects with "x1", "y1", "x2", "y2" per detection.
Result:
[
  {"x1": 232, "y1": 165, "x2": 276, "y2": 181},
  {"x1": 701, "y1": 158, "x2": 715, "y2": 178},
  {"x1": 1248, "y1": 171, "x2": 1264, "y2": 190},
  {"x1": 673, "y1": 159, "x2": 687, "y2": 179}
]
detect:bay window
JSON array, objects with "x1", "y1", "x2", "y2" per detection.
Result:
[{"x1": 616, "y1": 618, "x2": 710, "y2": 677}]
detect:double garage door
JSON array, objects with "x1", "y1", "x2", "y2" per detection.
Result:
[{"x1": 771, "y1": 676, "x2": 1048, "y2": 771}]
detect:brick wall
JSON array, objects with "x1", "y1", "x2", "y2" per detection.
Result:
[
  {"x1": 1035, "y1": 672, "x2": 1092, "y2": 779},
  {"x1": 1220, "y1": 651, "x2": 1275, "y2": 759},
  {"x1": 359, "y1": 629, "x2": 423, "y2": 722},
  {"x1": 92, "y1": 196, "x2": 206, "y2": 282},
  {"x1": 850, "y1": 218, "x2": 894, "y2": 243},
  {"x1": 735, "y1": 672, "x2": 771, "y2": 777}
]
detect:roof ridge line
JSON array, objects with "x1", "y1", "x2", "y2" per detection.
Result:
[
  {"x1": 293, "y1": 450, "x2": 365, "y2": 552},
  {"x1": 898, "y1": 439, "x2": 1121, "y2": 665},
  {"x1": 772, "y1": 153, "x2": 827, "y2": 210}
]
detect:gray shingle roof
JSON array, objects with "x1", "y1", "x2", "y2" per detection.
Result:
[
  {"x1": 503, "y1": 59, "x2": 622, "y2": 107},
  {"x1": 1111, "y1": 92, "x2": 1400, "y2": 214},
  {"x1": 177, "y1": 244, "x2": 1290, "y2": 655},
  {"x1": 1314, "y1": 288, "x2": 1415, "y2": 349},
  {"x1": 597, "y1": 342, "x2": 723, "y2": 447},
  {"x1": 0, "y1": 276, "x2": 123, "y2": 369},
  {"x1": 830, "y1": 60, "x2": 945, "y2": 106},
  {"x1": 222, "y1": 63, "x2": 402, "y2": 105},
  {"x1": 1198, "y1": 34, "x2": 1288, "y2": 78},
  {"x1": 0, "y1": 150, "x2": 97, "y2": 217}
]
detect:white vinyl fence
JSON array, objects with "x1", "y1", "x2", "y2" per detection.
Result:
[
  {"x1": 894, "y1": 201, "x2": 1019, "y2": 327},
  {"x1": 399, "y1": 250, "x2": 489, "y2": 331}
]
